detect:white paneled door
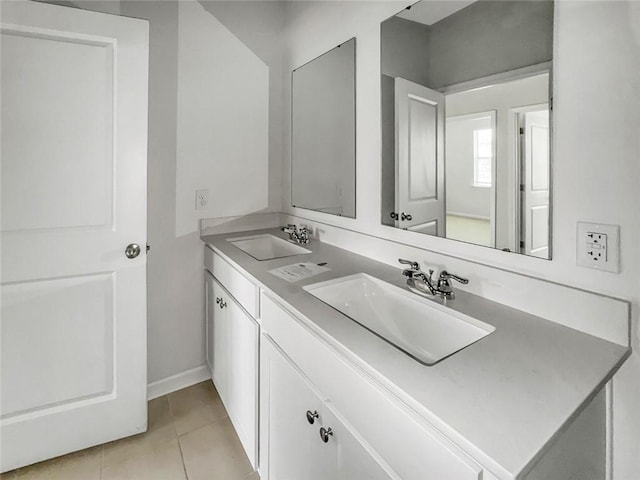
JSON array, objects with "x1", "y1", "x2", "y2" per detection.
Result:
[
  {"x1": 395, "y1": 78, "x2": 446, "y2": 236},
  {"x1": 0, "y1": 1, "x2": 148, "y2": 472},
  {"x1": 520, "y1": 107, "x2": 550, "y2": 259}
]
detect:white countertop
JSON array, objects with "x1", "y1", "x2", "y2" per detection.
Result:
[{"x1": 203, "y1": 228, "x2": 630, "y2": 479}]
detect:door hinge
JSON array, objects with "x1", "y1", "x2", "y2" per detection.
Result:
[
  {"x1": 550, "y1": 97, "x2": 553, "y2": 111},
  {"x1": 520, "y1": 240, "x2": 525, "y2": 249},
  {"x1": 519, "y1": 127, "x2": 524, "y2": 135},
  {"x1": 519, "y1": 184, "x2": 525, "y2": 192}
]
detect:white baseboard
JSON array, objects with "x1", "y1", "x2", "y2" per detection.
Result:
[
  {"x1": 446, "y1": 211, "x2": 491, "y2": 221},
  {"x1": 147, "y1": 365, "x2": 211, "y2": 400}
]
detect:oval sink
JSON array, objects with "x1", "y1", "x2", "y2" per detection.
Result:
[
  {"x1": 227, "y1": 234, "x2": 311, "y2": 261},
  {"x1": 303, "y1": 273, "x2": 495, "y2": 365}
]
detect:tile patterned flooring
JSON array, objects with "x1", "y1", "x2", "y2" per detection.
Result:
[{"x1": 1, "y1": 381, "x2": 258, "y2": 480}]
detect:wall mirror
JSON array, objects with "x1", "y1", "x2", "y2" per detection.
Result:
[
  {"x1": 381, "y1": 1, "x2": 553, "y2": 259},
  {"x1": 292, "y1": 38, "x2": 356, "y2": 218}
]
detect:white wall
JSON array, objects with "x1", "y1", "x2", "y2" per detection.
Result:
[
  {"x1": 116, "y1": 0, "x2": 278, "y2": 385},
  {"x1": 197, "y1": 1, "x2": 286, "y2": 215},
  {"x1": 175, "y1": 1, "x2": 268, "y2": 237},
  {"x1": 445, "y1": 115, "x2": 492, "y2": 219},
  {"x1": 282, "y1": 2, "x2": 640, "y2": 478}
]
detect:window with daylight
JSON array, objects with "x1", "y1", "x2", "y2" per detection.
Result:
[{"x1": 473, "y1": 128, "x2": 493, "y2": 187}]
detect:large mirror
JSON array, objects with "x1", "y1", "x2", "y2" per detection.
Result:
[
  {"x1": 292, "y1": 38, "x2": 356, "y2": 218},
  {"x1": 381, "y1": 1, "x2": 553, "y2": 258}
]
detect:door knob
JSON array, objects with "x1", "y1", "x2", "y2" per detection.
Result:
[
  {"x1": 306, "y1": 410, "x2": 319, "y2": 424},
  {"x1": 390, "y1": 211, "x2": 399, "y2": 220},
  {"x1": 319, "y1": 427, "x2": 333, "y2": 443},
  {"x1": 125, "y1": 243, "x2": 141, "y2": 259},
  {"x1": 401, "y1": 212, "x2": 412, "y2": 221}
]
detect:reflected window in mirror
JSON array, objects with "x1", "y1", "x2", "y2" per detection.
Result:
[
  {"x1": 292, "y1": 38, "x2": 356, "y2": 218},
  {"x1": 380, "y1": 1, "x2": 553, "y2": 259},
  {"x1": 473, "y1": 128, "x2": 492, "y2": 188}
]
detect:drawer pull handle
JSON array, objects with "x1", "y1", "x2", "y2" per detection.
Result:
[
  {"x1": 319, "y1": 427, "x2": 333, "y2": 443},
  {"x1": 306, "y1": 410, "x2": 319, "y2": 424}
]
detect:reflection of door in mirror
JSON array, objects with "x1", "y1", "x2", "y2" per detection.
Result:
[
  {"x1": 518, "y1": 107, "x2": 550, "y2": 258},
  {"x1": 395, "y1": 78, "x2": 445, "y2": 235}
]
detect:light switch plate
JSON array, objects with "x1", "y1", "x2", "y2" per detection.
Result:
[{"x1": 576, "y1": 222, "x2": 620, "y2": 273}]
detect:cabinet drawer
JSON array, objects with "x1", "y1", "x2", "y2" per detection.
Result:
[
  {"x1": 205, "y1": 246, "x2": 258, "y2": 318},
  {"x1": 262, "y1": 293, "x2": 482, "y2": 480}
]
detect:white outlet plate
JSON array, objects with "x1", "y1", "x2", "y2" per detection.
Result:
[
  {"x1": 195, "y1": 189, "x2": 208, "y2": 210},
  {"x1": 576, "y1": 222, "x2": 620, "y2": 273}
]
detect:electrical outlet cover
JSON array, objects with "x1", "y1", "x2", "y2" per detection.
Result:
[
  {"x1": 195, "y1": 189, "x2": 208, "y2": 210},
  {"x1": 576, "y1": 222, "x2": 620, "y2": 273}
]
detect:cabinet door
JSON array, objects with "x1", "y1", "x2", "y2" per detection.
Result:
[
  {"x1": 263, "y1": 340, "x2": 334, "y2": 480},
  {"x1": 204, "y1": 271, "x2": 215, "y2": 377},
  {"x1": 210, "y1": 277, "x2": 228, "y2": 401},
  {"x1": 226, "y1": 296, "x2": 259, "y2": 467},
  {"x1": 322, "y1": 403, "x2": 399, "y2": 480}
]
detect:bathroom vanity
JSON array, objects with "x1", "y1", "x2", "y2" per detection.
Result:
[{"x1": 202, "y1": 228, "x2": 629, "y2": 480}]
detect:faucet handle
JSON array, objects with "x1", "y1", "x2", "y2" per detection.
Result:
[
  {"x1": 398, "y1": 258, "x2": 420, "y2": 271},
  {"x1": 298, "y1": 227, "x2": 310, "y2": 243},
  {"x1": 439, "y1": 270, "x2": 469, "y2": 285}
]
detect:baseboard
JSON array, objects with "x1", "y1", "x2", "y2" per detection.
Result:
[
  {"x1": 446, "y1": 211, "x2": 491, "y2": 221},
  {"x1": 147, "y1": 365, "x2": 211, "y2": 400}
]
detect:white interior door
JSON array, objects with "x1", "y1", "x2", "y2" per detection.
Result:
[
  {"x1": 0, "y1": 1, "x2": 149, "y2": 472},
  {"x1": 395, "y1": 77, "x2": 445, "y2": 236},
  {"x1": 520, "y1": 107, "x2": 550, "y2": 258}
]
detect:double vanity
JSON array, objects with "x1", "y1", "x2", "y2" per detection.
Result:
[{"x1": 202, "y1": 227, "x2": 629, "y2": 480}]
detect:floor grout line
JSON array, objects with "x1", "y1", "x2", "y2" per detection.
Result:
[{"x1": 175, "y1": 433, "x2": 190, "y2": 480}]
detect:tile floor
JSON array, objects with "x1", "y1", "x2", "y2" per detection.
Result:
[{"x1": 1, "y1": 381, "x2": 258, "y2": 480}]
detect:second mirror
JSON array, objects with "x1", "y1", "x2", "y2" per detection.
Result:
[{"x1": 381, "y1": 1, "x2": 553, "y2": 259}]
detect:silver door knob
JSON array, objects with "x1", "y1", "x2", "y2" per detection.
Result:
[
  {"x1": 125, "y1": 243, "x2": 141, "y2": 259},
  {"x1": 319, "y1": 427, "x2": 333, "y2": 443}
]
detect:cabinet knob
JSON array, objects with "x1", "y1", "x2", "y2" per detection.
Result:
[
  {"x1": 401, "y1": 212, "x2": 412, "y2": 221},
  {"x1": 216, "y1": 297, "x2": 227, "y2": 309},
  {"x1": 319, "y1": 427, "x2": 333, "y2": 443},
  {"x1": 306, "y1": 410, "x2": 319, "y2": 425}
]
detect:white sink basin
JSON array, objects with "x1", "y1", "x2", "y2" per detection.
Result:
[
  {"x1": 303, "y1": 273, "x2": 495, "y2": 365},
  {"x1": 227, "y1": 234, "x2": 311, "y2": 261}
]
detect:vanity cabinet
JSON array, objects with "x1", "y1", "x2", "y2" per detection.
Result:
[
  {"x1": 260, "y1": 292, "x2": 483, "y2": 480},
  {"x1": 262, "y1": 337, "x2": 397, "y2": 480},
  {"x1": 204, "y1": 247, "x2": 259, "y2": 468},
  {"x1": 204, "y1": 234, "x2": 617, "y2": 480}
]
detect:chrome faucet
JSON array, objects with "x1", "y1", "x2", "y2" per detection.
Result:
[
  {"x1": 282, "y1": 224, "x2": 310, "y2": 244},
  {"x1": 399, "y1": 258, "x2": 468, "y2": 300}
]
